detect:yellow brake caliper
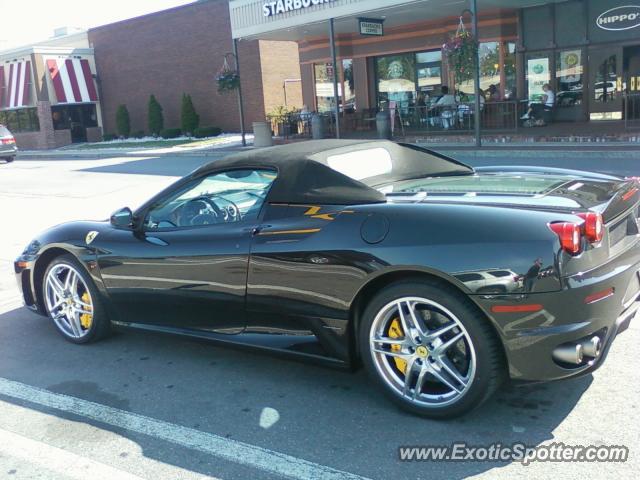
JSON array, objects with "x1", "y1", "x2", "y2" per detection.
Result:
[
  {"x1": 388, "y1": 318, "x2": 407, "y2": 374},
  {"x1": 79, "y1": 292, "x2": 93, "y2": 329}
]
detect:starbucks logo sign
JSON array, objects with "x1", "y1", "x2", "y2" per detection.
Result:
[
  {"x1": 597, "y1": 5, "x2": 640, "y2": 31},
  {"x1": 388, "y1": 61, "x2": 404, "y2": 79},
  {"x1": 533, "y1": 64, "x2": 544, "y2": 74}
]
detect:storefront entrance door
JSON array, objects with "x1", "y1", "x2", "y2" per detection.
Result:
[
  {"x1": 589, "y1": 47, "x2": 623, "y2": 120},
  {"x1": 624, "y1": 46, "x2": 640, "y2": 122}
]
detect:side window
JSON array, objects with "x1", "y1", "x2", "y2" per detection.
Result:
[{"x1": 145, "y1": 169, "x2": 276, "y2": 230}]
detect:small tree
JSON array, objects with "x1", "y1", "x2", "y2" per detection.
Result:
[
  {"x1": 180, "y1": 93, "x2": 199, "y2": 136},
  {"x1": 148, "y1": 94, "x2": 164, "y2": 136},
  {"x1": 115, "y1": 105, "x2": 130, "y2": 138}
]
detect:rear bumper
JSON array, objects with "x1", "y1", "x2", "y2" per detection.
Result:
[
  {"x1": 1, "y1": 144, "x2": 17, "y2": 157},
  {"x1": 473, "y1": 241, "x2": 640, "y2": 382}
]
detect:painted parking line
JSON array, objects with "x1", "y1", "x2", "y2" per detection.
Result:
[
  {"x1": 0, "y1": 377, "x2": 371, "y2": 480},
  {"x1": 0, "y1": 428, "x2": 146, "y2": 480}
]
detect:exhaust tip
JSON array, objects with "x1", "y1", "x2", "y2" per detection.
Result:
[
  {"x1": 581, "y1": 336, "x2": 601, "y2": 358},
  {"x1": 553, "y1": 343, "x2": 584, "y2": 365}
]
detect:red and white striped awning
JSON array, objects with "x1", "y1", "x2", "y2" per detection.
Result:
[
  {"x1": 0, "y1": 61, "x2": 32, "y2": 109},
  {"x1": 46, "y1": 58, "x2": 98, "y2": 104}
]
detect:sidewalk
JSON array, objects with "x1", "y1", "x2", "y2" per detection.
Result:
[
  {"x1": 18, "y1": 138, "x2": 640, "y2": 159},
  {"x1": 17, "y1": 133, "x2": 255, "y2": 159}
]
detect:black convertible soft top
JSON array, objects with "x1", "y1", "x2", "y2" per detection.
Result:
[{"x1": 195, "y1": 140, "x2": 473, "y2": 205}]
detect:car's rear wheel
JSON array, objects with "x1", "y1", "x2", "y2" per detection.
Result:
[
  {"x1": 359, "y1": 280, "x2": 504, "y2": 418},
  {"x1": 43, "y1": 254, "x2": 110, "y2": 344}
]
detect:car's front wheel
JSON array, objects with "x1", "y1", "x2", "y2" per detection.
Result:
[
  {"x1": 42, "y1": 254, "x2": 110, "y2": 344},
  {"x1": 359, "y1": 280, "x2": 504, "y2": 418}
]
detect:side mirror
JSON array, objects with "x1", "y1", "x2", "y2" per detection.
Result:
[{"x1": 110, "y1": 207, "x2": 134, "y2": 229}]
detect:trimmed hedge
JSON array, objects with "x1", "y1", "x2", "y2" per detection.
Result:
[
  {"x1": 115, "y1": 105, "x2": 130, "y2": 138},
  {"x1": 193, "y1": 126, "x2": 222, "y2": 138},
  {"x1": 148, "y1": 95, "x2": 164, "y2": 136},
  {"x1": 160, "y1": 128, "x2": 182, "y2": 139},
  {"x1": 180, "y1": 93, "x2": 200, "y2": 135},
  {"x1": 102, "y1": 133, "x2": 117, "y2": 142}
]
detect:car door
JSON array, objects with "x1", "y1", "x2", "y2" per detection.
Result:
[
  {"x1": 245, "y1": 202, "x2": 365, "y2": 361},
  {"x1": 98, "y1": 168, "x2": 276, "y2": 333}
]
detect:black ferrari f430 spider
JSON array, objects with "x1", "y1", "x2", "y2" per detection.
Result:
[{"x1": 15, "y1": 140, "x2": 640, "y2": 418}]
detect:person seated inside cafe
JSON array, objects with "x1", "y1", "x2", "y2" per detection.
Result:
[
  {"x1": 427, "y1": 86, "x2": 458, "y2": 128},
  {"x1": 487, "y1": 84, "x2": 501, "y2": 102},
  {"x1": 435, "y1": 85, "x2": 457, "y2": 106},
  {"x1": 521, "y1": 83, "x2": 555, "y2": 123}
]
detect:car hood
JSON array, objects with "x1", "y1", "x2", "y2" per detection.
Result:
[
  {"x1": 383, "y1": 167, "x2": 638, "y2": 221},
  {"x1": 20, "y1": 220, "x2": 112, "y2": 257}
]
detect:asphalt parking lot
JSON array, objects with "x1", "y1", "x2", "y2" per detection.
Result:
[{"x1": 0, "y1": 150, "x2": 639, "y2": 479}]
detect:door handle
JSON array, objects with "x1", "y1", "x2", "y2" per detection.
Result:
[
  {"x1": 248, "y1": 225, "x2": 272, "y2": 236},
  {"x1": 145, "y1": 236, "x2": 168, "y2": 246}
]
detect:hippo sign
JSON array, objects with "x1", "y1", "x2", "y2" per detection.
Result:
[{"x1": 597, "y1": 5, "x2": 640, "y2": 31}]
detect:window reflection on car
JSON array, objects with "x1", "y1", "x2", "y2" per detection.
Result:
[{"x1": 145, "y1": 169, "x2": 276, "y2": 230}]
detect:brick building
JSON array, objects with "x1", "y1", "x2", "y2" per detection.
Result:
[
  {"x1": 88, "y1": 0, "x2": 301, "y2": 136},
  {"x1": 0, "y1": 0, "x2": 302, "y2": 148},
  {"x1": 0, "y1": 31, "x2": 104, "y2": 149}
]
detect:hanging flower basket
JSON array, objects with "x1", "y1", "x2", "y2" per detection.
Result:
[
  {"x1": 216, "y1": 56, "x2": 240, "y2": 93},
  {"x1": 443, "y1": 18, "x2": 478, "y2": 84},
  {"x1": 217, "y1": 70, "x2": 240, "y2": 93}
]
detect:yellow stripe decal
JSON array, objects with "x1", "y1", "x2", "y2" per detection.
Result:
[{"x1": 257, "y1": 228, "x2": 322, "y2": 236}]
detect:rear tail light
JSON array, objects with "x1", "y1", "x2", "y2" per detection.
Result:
[
  {"x1": 549, "y1": 222, "x2": 582, "y2": 255},
  {"x1": 1, "y1": 137, "x2": 15, "y2": 145},
  {"x1": 577, "y1": 212, "x2": 603, "y2": 243}
]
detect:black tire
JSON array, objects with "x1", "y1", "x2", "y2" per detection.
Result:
[
  {"x1": 42, "y1": 254, "x2": 111, "y2": 344},
  {"x1": 6, "y1": 156, "x2": 15, "y2": 163},
  {"x1": 359, "y1": 279, "x2": 504, "y2": 419}
]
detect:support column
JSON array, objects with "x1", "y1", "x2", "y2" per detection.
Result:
[
  {"x1": 233, "y1": 39, "x2": 247, "y2": 147},
  {"x1": 470, "y1": 0, "x2": 482, "y2": 147},
  {"x1": 329, "y1": 18, "x2": 341, "y2": 139},
  {"x1": 37, "y1": 101, "x2": 57, "y2": 149}
]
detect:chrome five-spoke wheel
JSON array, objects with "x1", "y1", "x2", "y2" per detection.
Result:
[
  {"x1": 360, "y1": 280, "x2": 502, "y2": 418},
  {"x1": 369, "y1": 297, "x2": 476, "y2": 408},
  {"x1": 44, "y1": 263, "x2": 94, "y2": 339}
]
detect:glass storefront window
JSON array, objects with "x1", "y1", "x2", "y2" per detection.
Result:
[
  {"x1": 504, "y1": 42, "x2": 516, "y2": 100},
  {"x1": 479, "y1": 42, "x2": 500, "y2": 98},
  {"x1": 556, "y1": 49, "x2": 583, "y2": 108},
  {"x1": 593, "y1": 54, "x2": 618, "y2": 103},
  {"x1": 0, "y1": 108, "x2": 40, "y2": 133},
  {"x1": 342, "y1": 59, "x2": 355, "y2": 112},
  {"x1": 314, "y1": 61, "x2": 355, "y2": 113},
  {"x1": 376, "y1": 53, "x2": 416, "y2": 111},
  {"x1": 525, "y1": 53, "x2": 551, "y2": 102},
  {"x1": 314, "y1": 63, "x2": 339, "y2": 113},
  {"x1": 416, "y1": 50, "x2": 442, "y2": 95},
  {"x1": 51, "y1": 104, "x2": 98, "y2": 130},
  {"x1": 456, "y1": 42, "x2": 508, "y2": 101}
]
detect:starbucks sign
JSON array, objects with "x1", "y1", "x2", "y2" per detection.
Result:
[
  {"x1": 597, "y1": 5, "x2": 640, "y2": 31},
  {"x1": 262, "y1": 0, "x2": 335, "y2": 17}
]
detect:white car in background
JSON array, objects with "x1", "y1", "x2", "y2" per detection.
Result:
[{"x1": 454, "y1": 269, "x2": 523, "y2": 294}]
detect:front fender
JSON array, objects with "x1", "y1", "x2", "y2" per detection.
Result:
[{"x1": 16, "y1": 220, "x2": 114, "y2": 315}]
